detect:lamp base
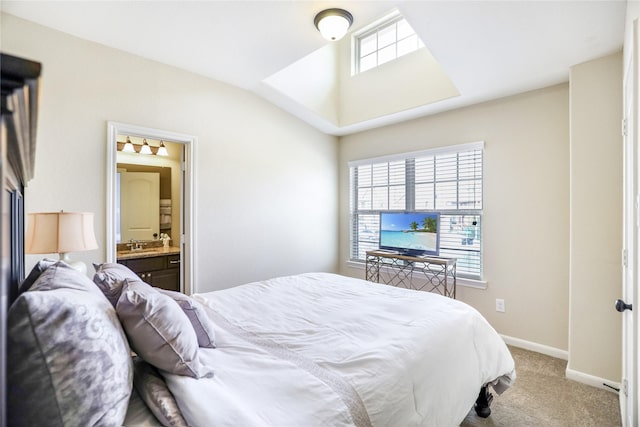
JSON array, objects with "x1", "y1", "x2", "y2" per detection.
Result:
[{"x1": 59, "y1": 253, "x2": 87, "y2": 275}]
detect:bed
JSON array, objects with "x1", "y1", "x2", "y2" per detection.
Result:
[
  {"x1": 7, "y1": 261, "x2": 515, "y2": 427},
  {"x1": 171, "y1": 272, "x2": 515, "y2": 426}
]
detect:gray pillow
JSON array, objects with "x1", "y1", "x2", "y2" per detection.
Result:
[
  {"x1": 133, "y1": 356, "x2": 188, "y2": 427},
  {"x1": 93, "y1": 262, "x2": 142, "y2": 306},
  {"x1": 18, "y1": 257, "x2": 57, "y2": 294},
  {"x1": 116, "y1": 279, "x2": 213, "y2": 379},
  {"x1": 159, "y1": 289, "x2": 216, "y2": 348},
  {"x1": 7, "y1": 270, "x2": 133, "y2": 426},
  {"x1": 28, "y1": 261, "x2": 104, "y2": 295}
]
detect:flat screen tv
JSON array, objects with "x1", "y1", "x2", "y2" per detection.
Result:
[{"x1": 379, "y1": 212, "x2": 440, "y2": 256}]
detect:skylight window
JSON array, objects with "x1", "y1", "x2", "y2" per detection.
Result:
[{"x1": 355, "y1": 16, "x2": 424, "y2": 74}]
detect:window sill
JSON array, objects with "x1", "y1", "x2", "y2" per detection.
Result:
[{"x1": 344, "y1": 260, "x2": 488, "y2": 290}]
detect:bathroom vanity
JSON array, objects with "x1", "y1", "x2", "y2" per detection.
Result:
[{"x1": 117, "y1": 246, "x2": 181, "y2": 292}]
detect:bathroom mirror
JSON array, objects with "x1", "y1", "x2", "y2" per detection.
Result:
[
  {"x1": 117, "y1": 160, "x2": 176, "y2": 243},
  {"x1": 107, "y1": 121, "x2": 197, "y2": 294}
]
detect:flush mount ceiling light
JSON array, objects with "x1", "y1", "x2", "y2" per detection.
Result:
[{"x1": 314, "y1": 8, "x2": 353, "y2": 41}]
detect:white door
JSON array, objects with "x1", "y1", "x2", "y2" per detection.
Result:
[
  {"x1": 120, "y1": 171, "x2": 160, "y2": 241},
  {"x1": 621, "y1": 19, "x2": 639, "y2": 427}
]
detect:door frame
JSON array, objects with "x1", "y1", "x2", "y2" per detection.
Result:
[
  {"x1": 106, "y1": 121, "x2": 198, "y2": 294},
  {"x1": 621, "y1": 19, "x2": 639, "y2": 427}
]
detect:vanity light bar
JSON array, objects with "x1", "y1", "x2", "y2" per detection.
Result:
[{"x1": 117, "y1": 137, "x2": 169, "y2": 156}]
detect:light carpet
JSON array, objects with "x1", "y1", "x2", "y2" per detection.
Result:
[{"x1": 461, "y1": 346, "x2": 621, "y2": 426}]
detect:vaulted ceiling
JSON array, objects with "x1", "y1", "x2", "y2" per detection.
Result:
[{"x1": 1, "y1": 1, "x2": 626, "y2": 135}]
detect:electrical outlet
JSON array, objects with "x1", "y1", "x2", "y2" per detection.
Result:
[{"x1": 496, "y1": 299, "x2": 505, "y2": 313}]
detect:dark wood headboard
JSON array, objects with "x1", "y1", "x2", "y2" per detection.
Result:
[{"x1": 1, "y1": 52, "x2": 41, "y2": 427}]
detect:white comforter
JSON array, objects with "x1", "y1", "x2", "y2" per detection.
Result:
[{"x1": 163, "y1": 273, "x2": 515, "y2": 427}]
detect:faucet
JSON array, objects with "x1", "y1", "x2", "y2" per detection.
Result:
[{"x1": 127, "y1": 239, "x2": 145, "y2": 251}]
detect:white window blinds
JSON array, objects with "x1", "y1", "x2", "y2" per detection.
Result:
[{"x1": 349, "y1": 142, "x2": 484, "y2": 279}]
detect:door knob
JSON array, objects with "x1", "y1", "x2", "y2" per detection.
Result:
[{"x1": 615, "y1": 299, "x2": 633, "y2": 312}]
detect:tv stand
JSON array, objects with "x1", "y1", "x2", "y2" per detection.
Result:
[{"x1": 365, "y1": 250, "x2": 457, "y2": 298}]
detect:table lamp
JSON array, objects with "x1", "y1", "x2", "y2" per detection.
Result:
[{"x1": 25, "y1": 211, "x2": 98, "y2": 275}]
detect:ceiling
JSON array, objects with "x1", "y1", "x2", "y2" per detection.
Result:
[{"x1": 0, "y1": 1, "x2": 627, "y2": 136}]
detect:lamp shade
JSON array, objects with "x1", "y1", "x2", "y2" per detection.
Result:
[
  {"x1": 314, "y1": 8, "x2": 353, "y2": 41},
  {"x1": 26, "y1": 211, "x2": 98, "y2": 255}
]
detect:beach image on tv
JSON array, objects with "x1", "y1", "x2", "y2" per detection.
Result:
[{"x1": 380, "y1": 212, "x2": 438, "y2": 252}]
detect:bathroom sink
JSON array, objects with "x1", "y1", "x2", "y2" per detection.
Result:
[{"x1": 126, "y1": 247, "x2": 162, "y2": 254}]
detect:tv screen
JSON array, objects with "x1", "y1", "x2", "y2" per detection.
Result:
[{"x1": 379, "y1": 212, "x2": 440, "y2": 256}]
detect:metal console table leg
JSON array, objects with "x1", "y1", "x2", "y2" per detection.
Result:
[{"x1": 364, "y1": 250, "x2": 457, "y2": 298}]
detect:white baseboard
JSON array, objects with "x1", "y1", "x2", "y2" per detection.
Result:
[
  {"x1": 566, "y1": 368, "x2": 621, "y2": 393},
  {"x1": 500, "y1": 334, "x2": 568, "y2": 360},
  {"x1": 501, "y1": 334, "x2": 620, "y2": 393}
]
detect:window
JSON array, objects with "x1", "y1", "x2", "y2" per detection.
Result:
[
  {"x1": 349, "y1": 142, "x2": 484, "y2": 279},
  {"x1": 355, "y1": 15, "x2": 424, "y2": 74}
]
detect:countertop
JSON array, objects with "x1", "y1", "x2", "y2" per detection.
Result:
[{"x1": 116, "y1": 246, "x2": 181, "y2": 261}]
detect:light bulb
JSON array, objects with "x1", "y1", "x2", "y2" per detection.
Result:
[
  {"x1": 122, "y1": 137, "x2": 135, "y2": 153},
  {"x1": 140, "y1": 139, "x2": 152, "y2": 155},
  {"x1": 318, "y1": 15, "x2": 350, "y2": 41},
  {"x1": 157, "y1": 141, "x2": 168, "y2": 156}
]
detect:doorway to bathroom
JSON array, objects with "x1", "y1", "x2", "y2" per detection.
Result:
[{"x1": 107, "y1": 121, "x2": 197, "y2": 294}]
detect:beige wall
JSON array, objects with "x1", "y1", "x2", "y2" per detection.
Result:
[
  {"x1": 339, "y1": 84, "x2": 571, "y2": 352},
  {"x1": 568, "y1": 52, "x2": 623, "y2": 382},
  {"x1": 1, "y1": 13, "x2": 339, "y2": 292},
  {"x1": 337, "y1": 45, "x2": 459, "y2": 127}
]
